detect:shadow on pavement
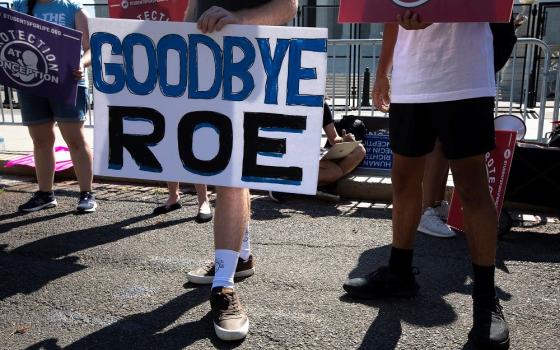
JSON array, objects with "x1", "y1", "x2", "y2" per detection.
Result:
[
  {"x1": 251, "y1": 195, "x2": 392, "y2": 221},
  {"x1": 0, "y1": 211, "x2": 72, "y2": 234},
  {"x1": 0, "y1": 211, "x2": 29, "y2": 222},
  {"x1": 497, "y1": 230, "x2": 560, "y2": 266},
  {"x1": 24, "y1": 287, "x2": 244, "y2": 350},
  {"x1": 339, "y1": 226, "x2": 558, "y2": 350},
  {"x1": 0, "y1": 214, "x2": 193, "y2": 300}
]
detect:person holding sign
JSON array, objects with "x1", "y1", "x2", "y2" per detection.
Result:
[
  {"x1": 182, "y1": 0, "x2": 298, "y2": 342},
  {"x1": 13, "y1": 0, "x2": 96, "y2": 213},
  {"x1": 342, "y1": 12, "x2": 510, "y2": 350}
]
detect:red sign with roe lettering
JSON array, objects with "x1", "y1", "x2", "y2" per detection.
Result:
[
  {"x1": 338, "y1": 0, "x2": 514, "y2": 23},
  {"x1": 447, "y1": 130, "x2": 517, "y2": 232},
  {"x1": 108, "y1": 0, "x2": 188, "y2": 22}
]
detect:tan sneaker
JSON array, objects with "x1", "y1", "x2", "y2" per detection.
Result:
[
  {"x1": 210, "y1": 287, "x2": 249, "y2": 341},
  {"x1": 187, "y1": 255, "x2": 255, "y2": 285}
]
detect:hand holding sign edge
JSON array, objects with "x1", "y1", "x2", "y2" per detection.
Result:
[{"x1": 397, "y1": 10, "x2": 432, "y2": 30}]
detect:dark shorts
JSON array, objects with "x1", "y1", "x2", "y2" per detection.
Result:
[
  {"x1": 17, "y1": 86, "x2": 89, "y2": 126},
  {"x1": 389, "y1": 97, "x2": 496, "y2": 160}
]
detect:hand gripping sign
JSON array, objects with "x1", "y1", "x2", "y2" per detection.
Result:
[
  {"x1": 339, "y1": 0, "x2": 514, "y2": 23},
  {"x1": 89, "y1": 18, "x2": 327, "y2": 194}
]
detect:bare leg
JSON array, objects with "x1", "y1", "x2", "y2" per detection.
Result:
[
  {"x1": 58, "y1": 122, "x2": 93, "y2": 192},
  {"x1": 422, "y1": 141, "x2": 449, "y2": 210},
  {"x1": 195, "y1": 184, "x2": 209, "y2": 211},
  {"x1": 214, "y1": 187, "x2": 249, "y2": 251},
  {"x1": 318, "y1": 161, "x2": 344, "y2": 185},
  {"x1": 391, "y1": 154, "x2": 426, "y2": 249},
  {"x1": 165, "y1": 182, "x2": 181, "y2": 206},
  {"x1": 28, "y1": 122, "x2": 56, "y2": 192},
  {"x1": 450, "y1": 156, "x2": 497, "y2": 265},
  {"x1": 337, "y1": 144, "x2": 366, "y2": 176}
]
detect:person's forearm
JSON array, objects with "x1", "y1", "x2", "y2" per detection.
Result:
[
  {"x1": 324, "y1": 123, "x2": 339, "y2": 146},
  {"x1": 81, "y1": 50, "x2": 91, "y2": 68},
  {"x1": 184, "y1": 0, "x2": 197, "y2": 22},
  {"x1": 236, "y1": 0, "x2": 297, "y2": 26},
  {"x1": 376, "y1": 23, "x2": 398, "y2": 78}
]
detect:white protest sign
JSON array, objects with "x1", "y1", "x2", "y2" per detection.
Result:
[{"x1": 89, "y1": 18, "x2": 327, "y2": 194}]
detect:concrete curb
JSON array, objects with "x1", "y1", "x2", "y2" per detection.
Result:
[{"x1": 2, "y1": 151, "x2": 555, "y2": 215}]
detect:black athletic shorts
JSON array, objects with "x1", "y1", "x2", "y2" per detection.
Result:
[{"x1": 389, "y1": 97, "x2": 496, "y2": 160}]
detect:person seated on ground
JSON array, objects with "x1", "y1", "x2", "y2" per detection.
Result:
[
  {"x1": 269, "y1": 103, "x2": 366, "y2": 202},
  {"x1": 153, "y1": 182, "x2": 212, "y2": 223},
  {"x1": 319, "y1": 103, "x2": 367, "y2": 187}
]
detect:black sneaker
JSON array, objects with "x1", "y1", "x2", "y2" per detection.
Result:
[
  {"x1": 77, "y1": 191, "x2": 97, "y2": 213},
  {"x1": 342, "y1": 266, "x2": 419, "y2": 299},
  {"x1": 210, "y1": 287, "x2": 249, "y2": 341},
  {"x1": 469, "y1": 299, "x2": 510, "y2": 349},
  {"x1": 18, "y1": 191, "x2": 57, "y2": 212}
]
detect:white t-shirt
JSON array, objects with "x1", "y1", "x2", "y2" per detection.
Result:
[{"x1": 391, "y1": 23, "x2": 496, "y2": 104}]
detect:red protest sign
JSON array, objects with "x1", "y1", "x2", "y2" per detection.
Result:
[
  {"x1": 108, "y1": 0, "x2": 188, "y2": 22},
  {"x1": 339, "y1": 0, "x2": 514, "y2": 24},
  {"x1": 447, "y1": 130, "x2": 517, "y2": 232}
]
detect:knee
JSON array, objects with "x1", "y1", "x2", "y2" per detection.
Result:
[
  {"x1": 391, "y1": 170, "x2": 422, "y2": 195},
  {"x1": 356, "y1": 144, "x2": 366, "y2": 158},
  {"x1": 454, "y1": 183, "x2": 493, "y2": 207},
  {"x1": 65, "y1": 136, "x2": 88, "y2": 151},
  {"x1": 320, "y1": 166, "x2": 344, "y2": 184},
  {"x1": 348, "y1": 145, "x2": 366, "y2": 163},
  {"x1": 31, "y1": 133, "x2": 55, "y2": 149}
]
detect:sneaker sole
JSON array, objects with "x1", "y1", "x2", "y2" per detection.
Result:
[
  {"x1": 417, "y1": 226, "x2": 456, "y2": 238},
  {"x1": 19, "y1": 200, "x2": 57, "y2": 212},
  {"x1": 187, "y1": 268, "x2": 256, "y2": 285},
  {"x1": 77, "y1": 202, "x2": 98, "y2": 213},
  {"x1": 469, "y1": 332, "x2": 510, "y2": 350},
  {"x1": 214, "y1": 319, "x2": 249, "y2": 341}
]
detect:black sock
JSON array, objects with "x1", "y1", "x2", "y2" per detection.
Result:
[
  {"x1": 389, "y1": 247, "x2": 413, "y2": 276},
  {"x1": 472, "y1": 264, "x2": 496, "y2": 306}
]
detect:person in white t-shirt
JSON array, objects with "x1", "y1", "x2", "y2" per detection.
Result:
[{"x1": 343, "y1": 11, "x2": 510, "y2": 350}]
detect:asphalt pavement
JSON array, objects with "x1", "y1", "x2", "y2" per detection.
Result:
[{"x1": 0, "y1": 176, "x2": 559, "y2": 349}]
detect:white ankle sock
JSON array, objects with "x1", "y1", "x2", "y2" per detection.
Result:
[
  {"x1": 239, "y1": 225, "x2": 251, "y2": 261},
  {"x1": 211, "y1": 249, "x2": 239, "y2": 289}
]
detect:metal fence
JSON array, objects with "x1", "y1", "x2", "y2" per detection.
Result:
[
  {"x1": 0, "y1": 7, "x2": 558, "y2": 141},
  {"x1": 326, "y1": 37, "x2": 558, "y2": 142}
]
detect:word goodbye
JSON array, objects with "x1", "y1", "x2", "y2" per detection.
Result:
[{"x1": 91, "y1": 32, "x2": 327, "y2": 107}]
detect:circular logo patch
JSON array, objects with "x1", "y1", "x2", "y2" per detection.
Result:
[
  {"x1": 0, "y1": 40, "x2": 48, "y2": 87},
  {"x1": 392, "y1": 0, "x2": 431, "y2": 8}
]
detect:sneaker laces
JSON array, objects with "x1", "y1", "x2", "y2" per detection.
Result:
[
  {"x1": 202, "y1": 261, "x2": 215, "y2": 273},
  {"x1": 217, "y1": 290, "x2": 241, "y2": 318},
  {"x1": 365, "y1": 266, "x2": 389, "y2": 280},
  {"x1": 79, "y1": 192, "x2": 92, "y2": 202},
  {"x1": 423, "y1": 208, "x2": 451, "y2": 230},
  {"x1": 365, "y1": 266, "x2": 419, "y2": 280}
]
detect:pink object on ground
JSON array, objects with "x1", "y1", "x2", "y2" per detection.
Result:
[{"x1": 5, "y1": 146, "x2": 74, "y2": 171}]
